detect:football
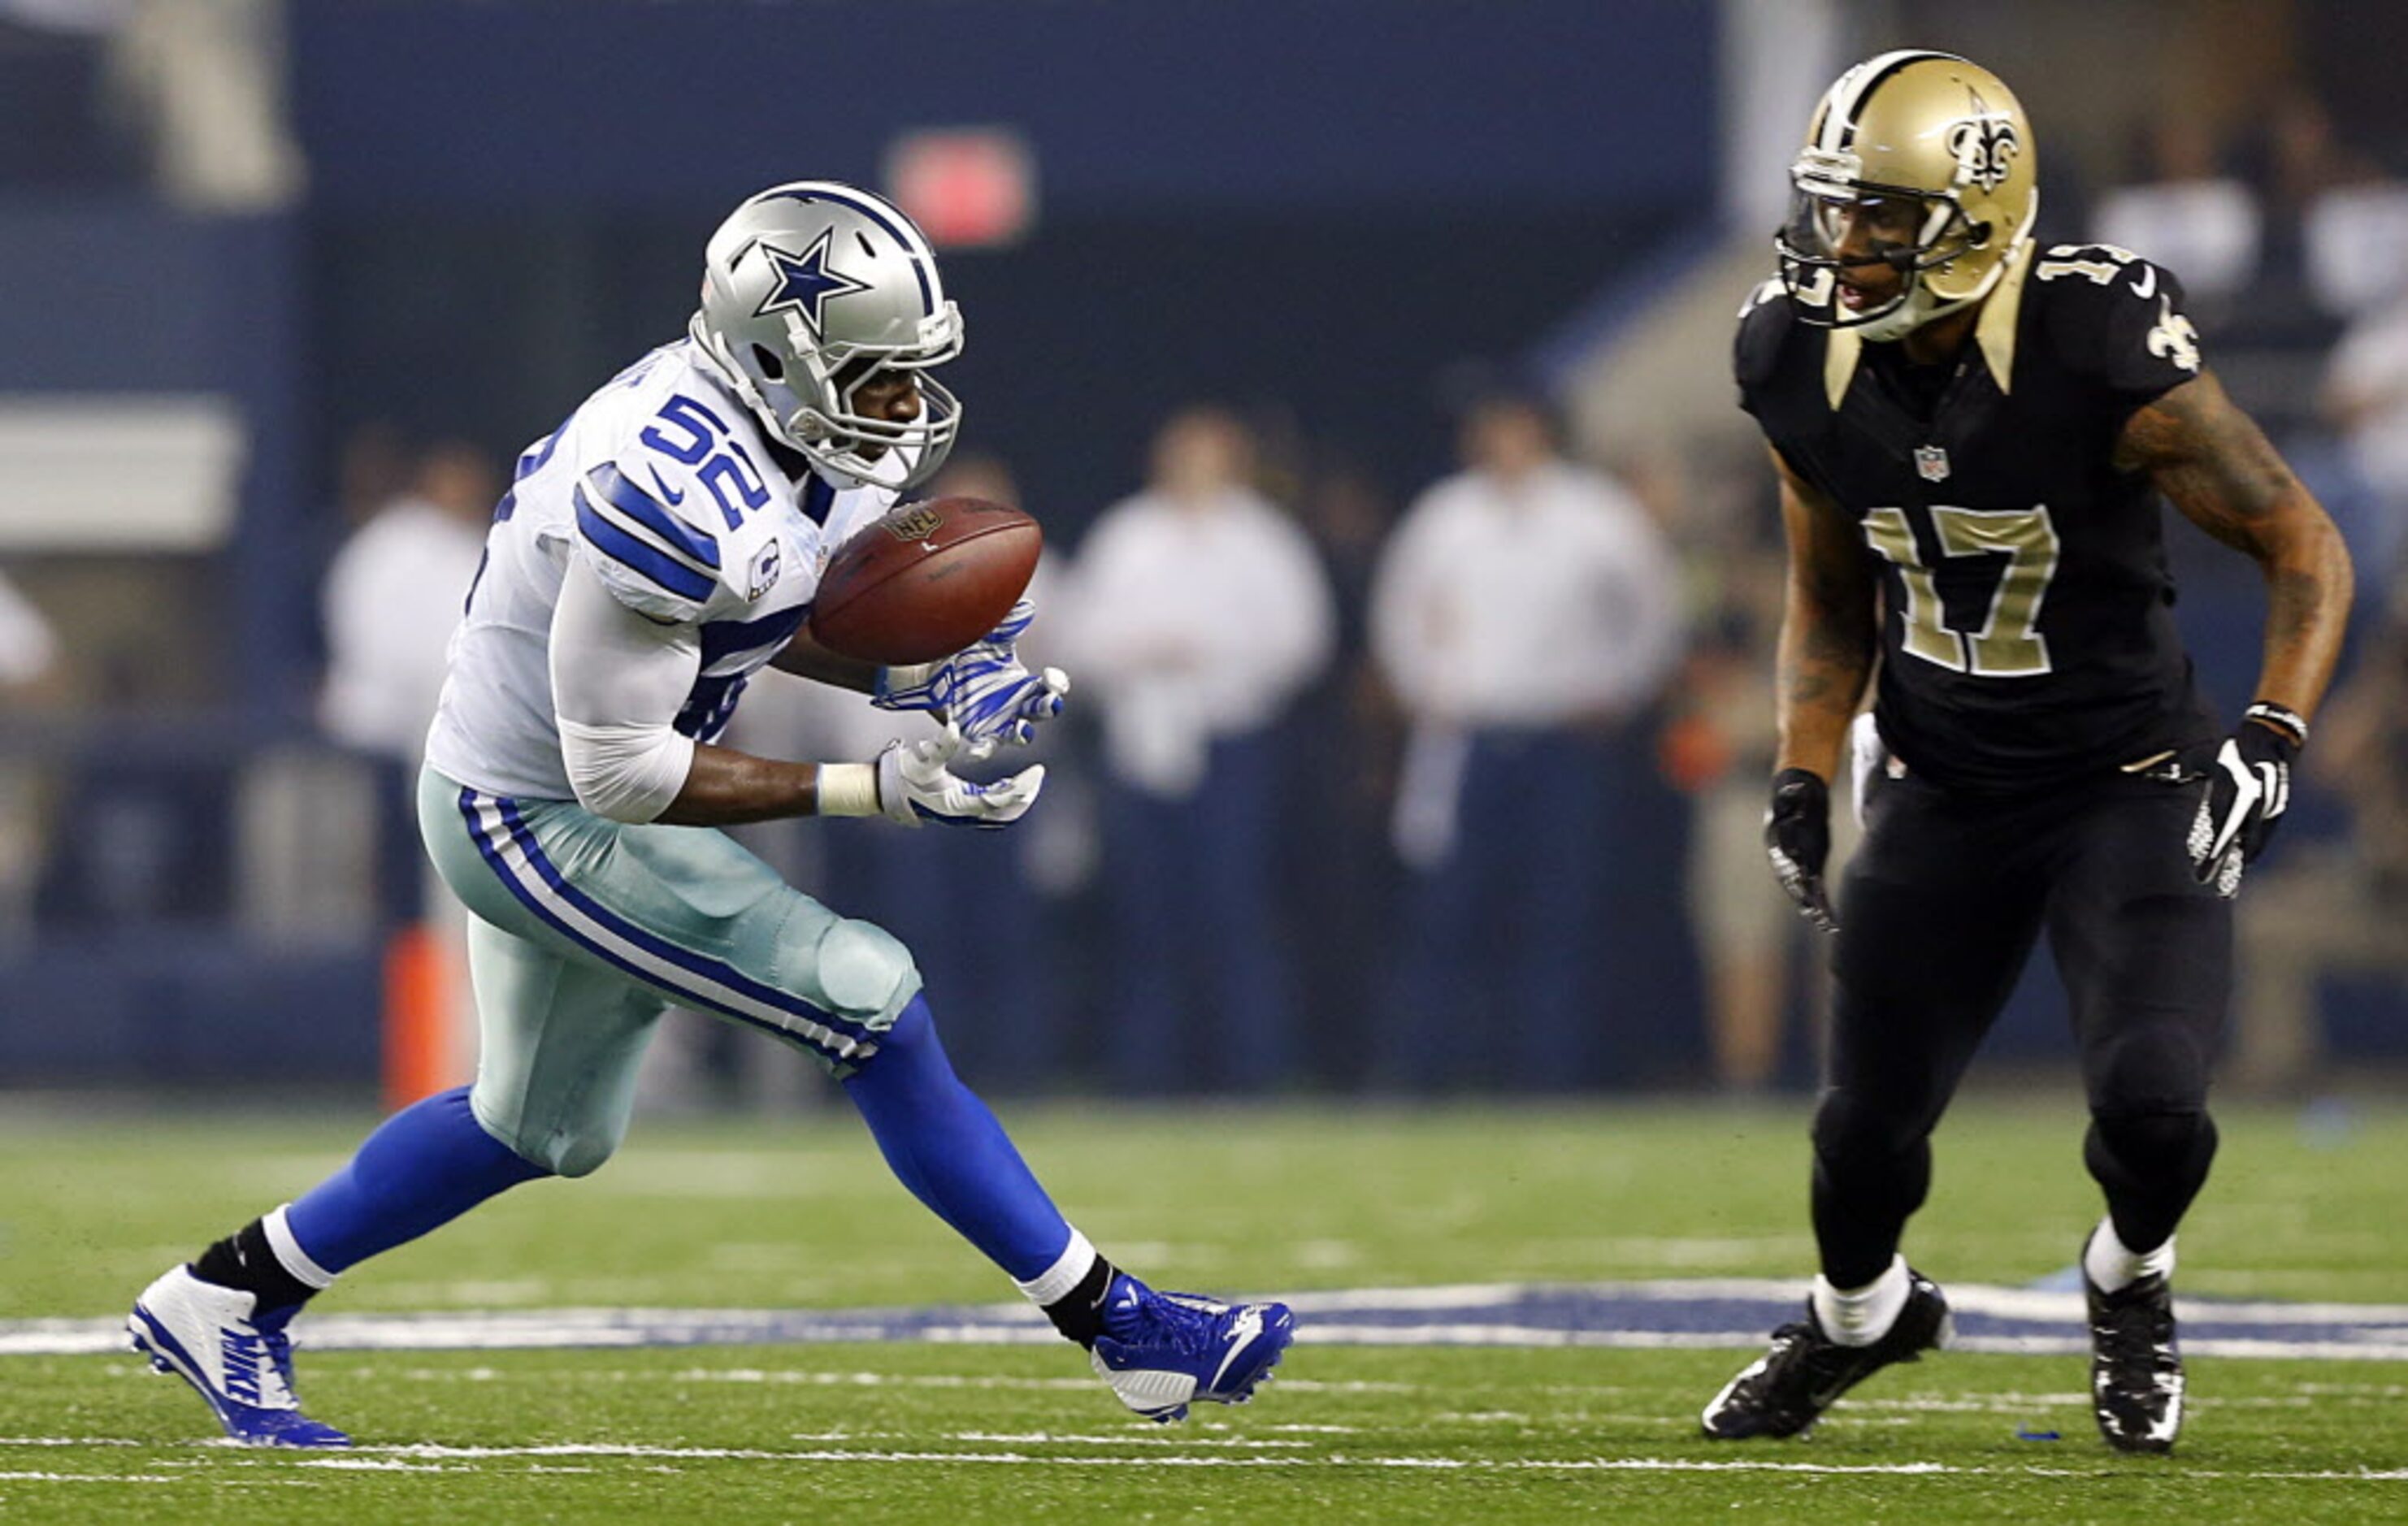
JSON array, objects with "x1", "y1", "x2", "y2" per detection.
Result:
[{"x1": 808, "y1": 496, "x2": 1043, "y2": 665}]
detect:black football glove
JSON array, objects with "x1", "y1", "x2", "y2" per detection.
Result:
[
  {"x1": 2187, "y1": 703, "x2": 2305, "y2": 899},
  {"x1": 1764, "y1": 766, "x2": 1837, "y2": 933}
]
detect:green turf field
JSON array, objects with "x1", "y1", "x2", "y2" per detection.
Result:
[{"x1": 4, "y1": 1095, "x2": 2406, "y2": 1522}]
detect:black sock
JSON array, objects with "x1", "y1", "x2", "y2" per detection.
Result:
[
  {"x1": 1040, "y1": 1255, "x2": 1119, "y2": 1349},
  {"x1": 191, "y1": 1219, "x2": 319, "y2": 1314}
]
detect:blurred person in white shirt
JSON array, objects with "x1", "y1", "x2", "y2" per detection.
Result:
[
  {"x1": 1059, "y1": 406, "x2": 1335, "y2": 1092},
  {"x1": 315, "y1": 436, "x2": 499, "y2": 1094},
  {"x1": 1369, "y1": 388, "x2": 1683, "y2": 1090},
  {"x1": 2092, "y1": 115, "x2": 2260, "y2": 316},
  {"x1": 2320, "y1": 292, "x2": 2408, "y2": 583},
  {"x1": 0, "y1": 566, "x2": 63, "y2": 943},
  {"x1": 0, "y1": 567, "x2": 61, "y2": 701},
  {"x1": 319, "y1": 439, "x2": 498, "y2": 761}
]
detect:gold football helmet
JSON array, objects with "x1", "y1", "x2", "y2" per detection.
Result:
[{"x1": 1777, "y1": 50, "x2": 2038, "y2": 341}]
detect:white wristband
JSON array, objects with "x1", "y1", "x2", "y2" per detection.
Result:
[{"x1": 817, "y1": 762, "x2": 881, "y2": 817}]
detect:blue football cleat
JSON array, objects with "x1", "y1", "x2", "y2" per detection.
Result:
[
  {"x1": 1088, "y1": 1273, "x2": 1295, "y2": 1423},
  {"x1": 128, "y1": 1266, "x2": 351, "y2": 1448}
]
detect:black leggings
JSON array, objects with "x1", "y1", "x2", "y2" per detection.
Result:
[{"x1": 1809, "y1": 768, "x2": 2230, "y2": 1287}]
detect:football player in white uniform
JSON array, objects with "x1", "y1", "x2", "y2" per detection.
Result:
[{"x1": 128, "y1": 182, "x2": 1293, "y2": 1446}]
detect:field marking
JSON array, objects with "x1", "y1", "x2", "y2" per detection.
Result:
[
  {"x1": 11, "y1": 1279, "x2": 2408, "y2": 1361},
  {"x1": 0, "y1": 1467, "x2": 312, "y2": 1488},
  {"x1": 13, "y1": 1439, "x2": 2408, "y2": 1484},
  {"x1": 5, "y1": 1437, "x2": 2408, "y2": 1484},
  {"x1": 0, "y1": 1472, "x2": 192, "y2": 1484}
]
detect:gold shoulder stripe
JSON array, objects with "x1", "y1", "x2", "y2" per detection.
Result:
[
  {"x1": 1823, "y1": 326, "x2": 1862, "y2": 410},
  {"x1": 1974, "y1": 238, "x2": 2033, "y2": 395}
]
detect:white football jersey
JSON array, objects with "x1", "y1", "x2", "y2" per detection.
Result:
[{"x1": 424, "y1": 339, "x2": 895, "y2": 800}]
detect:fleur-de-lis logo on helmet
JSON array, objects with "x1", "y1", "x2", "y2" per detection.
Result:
[{"x1": 1946, "y1": 88, "x2": 2022, "y2": 193}]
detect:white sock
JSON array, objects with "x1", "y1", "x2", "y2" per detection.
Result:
[
  {"x1": 1811, "y1": 1255, "x2": 1910, "y2": 1347},
  {"x1": 261, "y1": 1203, "x2": 337, "y2": 1292},
  {"x1": 1012, "y1": 1229, "x2": 1097, "y2": 1307},
  {"x1": 2085, "y1": 1217, "x2": 2175, "y2": 1294}
]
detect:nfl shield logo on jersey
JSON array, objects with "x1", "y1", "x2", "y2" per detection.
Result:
[{"x1": 1915, "y1": 444, "x2": 1951, "y2": 483}]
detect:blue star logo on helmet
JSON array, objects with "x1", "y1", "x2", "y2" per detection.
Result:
[{"x1": 752, "y1": 228, "x2": 872, "y2": 340}]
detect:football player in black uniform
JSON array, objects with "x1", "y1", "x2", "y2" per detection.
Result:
[{"x1": 1699, "y1": 51, "x2": 2353, "y2": 1453}]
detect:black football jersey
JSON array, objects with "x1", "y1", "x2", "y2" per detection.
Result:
[{"x1": 1735, "y1": 244, "x2": 2219, "y2": 792}]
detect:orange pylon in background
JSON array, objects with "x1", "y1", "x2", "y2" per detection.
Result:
[{"x1": 380, "y1": 922, "x2": 453, "y2": 1110}]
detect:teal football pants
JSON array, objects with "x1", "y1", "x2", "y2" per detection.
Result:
[{"x1": 417, "y1": 766, "x2": 922, "y2": 1175}]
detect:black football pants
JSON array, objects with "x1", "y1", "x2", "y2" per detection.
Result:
[{"x1": 1810, "y1": 763, "x2": 2230, "y2": 1289}]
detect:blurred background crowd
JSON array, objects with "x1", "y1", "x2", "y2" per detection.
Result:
[{"x1": 1, "y1": 0, "x2": 2402, "y2": 1106}]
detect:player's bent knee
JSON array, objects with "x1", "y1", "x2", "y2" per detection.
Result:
[
  {"x1": 812, "y1": 916, "x2": 920, "y2": 1025},
  {"x1": 538, "y1": 1125, "x2": 625, "y2": 1178},
  {"x1": 2089, "y1": 1106, "x2": 2217, "y2": 1181},
  {"x1": 471, "y1": 1091, "x2": 623, "y2": 1179},
  {"x1": 2089, "y1": 1025, "x2": 2212, "y2": 1116}
]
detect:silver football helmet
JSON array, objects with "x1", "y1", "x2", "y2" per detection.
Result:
[{"x1": 688, "y1": 181, "x2": 964, "y2": 488}]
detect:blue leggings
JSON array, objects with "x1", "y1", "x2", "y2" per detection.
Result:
[{"x1": 284, "y1": 995, "x2": 1070, "y2": 1284}]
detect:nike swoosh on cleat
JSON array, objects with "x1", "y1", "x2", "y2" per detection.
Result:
[{"x1": 1209, "y1": 1307, "x2": 1267, "y2": 1393}]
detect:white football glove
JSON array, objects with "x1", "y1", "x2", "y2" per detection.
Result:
[
  {"x1": 876, "y1": 726, "x2": 1045, "y2": 829},
  {"x1": 872, "y1": 598, "x2": 1070, "y2": 754}
]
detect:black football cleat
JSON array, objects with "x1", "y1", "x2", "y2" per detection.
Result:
[
  {"x1": 1701, "y1": 1269, "x2": 1952, "y2": 1440},
  {"x1": 2087, "y1": 1266, "x2": 2184, "y2": 1454}
]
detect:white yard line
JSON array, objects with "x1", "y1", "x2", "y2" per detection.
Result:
[
  {"x1": 5, "y1": 1437, "x2": 2407, "y2": 1485},
  {"x1": 15, "y1": 1441, "x2": 2408, "y2": 1484},
  {"x1": 10, "y1": 1280, "x2": 2408, "y2": 1361}
]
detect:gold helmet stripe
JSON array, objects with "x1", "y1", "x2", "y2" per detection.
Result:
[{"x1": 1816, "y1": 49, "x2": 1968, "y2": 156}]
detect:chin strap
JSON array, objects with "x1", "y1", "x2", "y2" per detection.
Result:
[
  {"x1": 685, "y1": 313, "x2": 796, "y2": 453},
  {"x1": 1846, "y1": 224, "x2": 2033, "y2": 343},
  {"x1": 1854, "y1": 278, "x2": 1977, "y2": 343}
]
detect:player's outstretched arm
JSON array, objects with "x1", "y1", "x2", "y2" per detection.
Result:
[
  {"x1": 1766, "y1": 447, "x2": 1877, "y2": 930},
  {"x1": 659, "y1": 734, "x2": 1040, "y2": 828},
  {"x1": 550, "y1": 553, "x2": 983, "y2": 828},
  {"x1": 2117, "y1": 371, "x2": 2355, "y2": 890},
  {"x1": 2118, "y1": 371, "x2": 2354, "y2": 727},
  {"x1": 1770, "y1": 447, "x2": 1878, "y2": 785},
  {"x1": 768, "y1": 625, "x2": 887, "y2": 693}
]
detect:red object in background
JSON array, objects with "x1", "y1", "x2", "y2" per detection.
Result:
[
  {"x1": 1658, "y1": 712, "x2": 1735, "y2": 793},
  {"x1": 885, "y1": 128, "x2": 1037, "y2": 249}
]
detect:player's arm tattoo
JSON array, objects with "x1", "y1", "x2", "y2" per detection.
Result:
[
  {"x1": 2116, "y1": 371, "x2": 2355, "y2": 722},
  {"x1": 1771, "y1": 449, "x2": 1877, "y2": 782}
]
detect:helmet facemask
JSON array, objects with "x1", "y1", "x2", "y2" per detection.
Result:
[
  {"x1": 1777, "y1": 171, "x2": 1998, "y2": 342},
  {"x1": 689, "y1": 181, "x2": 967, "y2": 490},
  {"x1": 732, "y1": 306, "x2": 964, "y2": 491}
]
